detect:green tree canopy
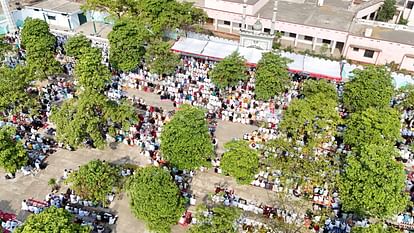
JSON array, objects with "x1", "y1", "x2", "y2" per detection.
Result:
[
  {"x1": 0, "y1": 126, "x2": 28, "y2": 174},
  {"x1": 377, "y1": 0, "x2": 397, "y2": 22},
  {"x1": 255, "y1": 52, "x2": 291, "y2": 100},
  {"x1": 21, "y1": 18, "x2": 61, "y2": 79},
  {"x1": 302, "y1": 79, "x2": 338, "y2": 101},
  {"x1": 51, "y1": 90, "x2": 135, "y2": 149},
  {"x1": 351, "y1": 223, "x2": 400, "y2": 233},
  {"x1": 108, "y1": 18, "x2": 150, "y2": 71},
  {"x1": 161, "y1": 104, "x2": 213, "y2": 170},
  {"x1": 144, "y1": 40, "x2": 179, "y2": 75},
  {"x1": 65, "y1": 160, "x2": 119, "y2": 206},
  {"x1": 0, "y1": 65, "x2": 37, "y2": 113},
  {"x1": 344, "y1": 107, "x2": 401, "y2": 148},
  {"x1": 189, "y1": 205, "x2": 241, "y2": 233},
  {"x1": 127, "y1": 166, "x2": 185, "y2": 233},
  {"x1": 15, "y1": 207, "x2": 90, "y2": 233},
  {"x1": 343, "y1": 66, "x2": 394, "y2": 112},
  {"x1": 339, "y1": 143, "x2": 407, "y2": 218},
  {"x1": 209, "y1": 52, "x2": 247, "y2": 89},
  {"x1": 75, "y1": 47, "x2": 111, "y2": 91},
  {"x1": 64, "y1": 34, "x2": 92, "y2": 58},
  {"x1": 221, "y1": 140, "x2": 259, "y2": 185},
  {"x1": 397, "y1": 84, "x2": 414, "y2": 110},
  {"x1": 280, "y1": 93, "x2": 340, "y2": 153}
]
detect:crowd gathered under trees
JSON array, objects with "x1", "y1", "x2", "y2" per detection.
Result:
[{"x1": 0, "y1": 0, "x2": 413, "y2": 232}]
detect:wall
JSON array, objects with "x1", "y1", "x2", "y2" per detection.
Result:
[
  {"x1": 400, "y1": 55, "x2": 414, "y2": 70},
  {"x1": 355, "y1": 2, "x2": 382, "y2": 18},
  {"x1": 204, "y1": 0, "x2": 254, "y2": 15}
]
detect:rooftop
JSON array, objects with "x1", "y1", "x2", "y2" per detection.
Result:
[
  {"x1": 29, "y1": 0, "x2": 81, "y2": 14},
  {"x1": 349, "y1": 22, "x2": 414, "y2": 45}
]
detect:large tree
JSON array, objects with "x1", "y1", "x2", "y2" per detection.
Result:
[
  {"x1": 189, "y1": 205, "x2": 241, "y2": 233},
  {"x1": 209, "y1": 52, "x2": 247, "y2": 89},
  {"x1": 65, "y1": 160, "x2": 119, "y2": 206},
  {"x1": 75, "y1": 47, "x2": 111, "y2": 91},
  {"x1": 0, "y1": 126, "x2": 28, "y2": 174},
  {"x1": 377, "y1": 0, "x2": 397, "y2": 22},
  {"x1": 51, "y1": 90, "x2": 135, "y2": 149},
  {"x1": 144, "y1": 40, "x2": 179, "y2": 75},
  {"x1": 302, "y1": 79, "x2": 338, "y2": 101},
  {"x1": 15, "y1": 207, "x2": 90, "y2": 233},
  {"x1": 397, "y1": 84, "x2": 414, "y2": 110},
  {"x1": 160, "y1": 104, "x2": 213, "y2": 170},
  {"x1": 352, "y1": 223, "x2": 400, "y2": 233},
  {"x1": 127, "y1": 166, "x2": 185, "y2": 233},
  {"x1": 254, "y1": 52, "x2": 291, "y2": 100},
  {"x1": 108, "y1": 18, "x2": 150, "y2": 71},
  {"x1": 221, "y1": 140, "x2": 259, "y2": 185},
  {"x1": 344, "y1": 107, "x2": 401, "y2": 148},
  {"x1": 0, "y1": 65, "x2": 37, "y2": 113},
  {"x1": 21, "y1": 18, "x2": 61, "y2": 79},
  {"x1": 343, "y1": 66, "x2": 394, "y2": 112},
  {"x1": 339, "y1": 143, "x2": 407, "y2": 218},
  {"x1": 64, "y1": 34, "x2": 92, "y2": 58}
]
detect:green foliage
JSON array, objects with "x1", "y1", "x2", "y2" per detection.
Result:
[
  {"x1": 51, "y1": 90, "x2": 135, "y2": 149},
  {"x1": 66, "y1": 160, "x2": 119, "y2": 206},
  {"x1": 339, "y1": 144, "x2": 408, "y2": 218},
  {"x1": 255, "y1": 52, "x2": 291, "y2": 100},
  {"x1": 64, "y1": 35, "x2": 92, "y2": 58},
  {"x1": 0, "y1": 126, "x2": 28, "y2": 174},
  {"x1": 209, "y1": 52, "x2": 247, "y2": 89},
  {"x1": 144, "y1": 40, "x2": 179, "y2": 75},
  {"x1": 302, "y1": 79, "x2": 338, "y2": 101},
  {"x1": 189, "y1": 205, "x2": 241, "y2": 233},
  {"x1": 0, "y1": 37, "x2": 12, "y2": 62},
  {"x1": 15, "y1": 206, "x2": 90, "y2": 233},
  {"x1": 377, "y1": 0, "x2": 397, "y2": 22},
  {"x1": 280, "y1": 93, "x2": 340, "y2": 153},
  {"x1": 21, "y1": 18, "x2": 61, "y2": 79},
  {"x1": 161, "y1": 104, "x2": 213, "y2": 170},
  {"x1": 75, "y1": 47, "x2": 111, "y2": 91},
  {"x1": 221, "y1": 140, "x2": 259, "y2": 185},
  {"x1": 351, "y1": 223, "x2": 400, "y2": 233},
  {"x1": 344, "y1": 66, "x2": 394, "y2": 112},
  {"x1": 398, "y1": 84, "x2": 414, "y2": 110},
  {"x1": 127, "y1": 166, "x2": 185, "y2": 233},
  {"x1": 398, "y1": 17, "x2": 409, "y2": 25},
  {"x1": 344, "y1": 107, "x2": 401, "y2": 148},
  {"x1": 0, "y1": 65, "x2": 37, "y2": 113},
  {"x1": 108, "y1": 18, "x2": 149, "y2": 71}
]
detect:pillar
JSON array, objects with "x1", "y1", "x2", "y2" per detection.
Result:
[
  {"x1": 312, "y1": 37, "x2": 317, "y2": 51},
  {"x1": 214, "y1": 19, "x2": 218, "y2": 30},
  {"x1": 230, "y1": 21, "x2": 233, "y2": 33},
  {"x1": 294, "y1": 34, "x2": 299, "y2": 47},
  {"x1": 330, "y1": 41, "x2": 336, "y2": 54}
]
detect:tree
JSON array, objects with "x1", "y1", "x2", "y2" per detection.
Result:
[
  {"x1": 0, "y1": 126, "x2": 28, "y2": 174},
  {"x1": 221, "y1": 140, "x2": 259, "y2": 185},
  {"x1": 302, "y1": 79, "x2": 338, "y2": 101},
  {"x1": 160, "y1": 104, "x2": 213, "y2": 170},
  {"x1": 344, "y1": 107, "x2": 401, "y2": 148},
  {"x1": 75, "y1": 47, "x2": 111, "y2": 91},
  {"x1": 255, "y1": 52, "x2": 291, "y2": 100},
  {"x1": 66, "y1": 160, "x2": 119, "y2": 206},
  {"x1": 21, "y1": 18, "x2": 61, "y2": 80},
  {"x1": 108, "y1": 18, "x2": 150, "y2": 71},
  {"x1": 144, "y1": 40, "x2": 179, "y2": 75},
  {"x1": 64, "y1": 35, "x2": 92, "y2": 58},
  {"x1": 0, "y1": 36, "x2": 12, "y2": 62},
  {"x1": 15, "y1": 206, "x2": 90, "y2": 233},
  {"x1": 352, "y1": 223, "x2": 400, "y2": 233},
  {"x1": 51, "y1": 90, "x2": 135, "y2": 149},
  {"x1": 339, "y1": 144, "x2": 408, "y2": 218},
  {"x1": 343, "y1": 66, "x2": 394, "y2": 112},
  {"x1": 127, "y1": 166, "x2": 185, "y2": 233},
  {"x1": 189, "y1": 205, "x2": 241, "y2": 233},
  {"x1": 377, "y1": 0, "x2": 396, "y2": 22},
  {"x1": 209, "y1": 52, "x2": 247, "y2": 89},
  {"x1": 397, "y1": 84, "x2": 414, "y2": 110},
  {"x1": 0, "y1": 65, "x2": 37, "y2": 113}
]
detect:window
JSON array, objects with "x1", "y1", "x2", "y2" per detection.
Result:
[
  {"x1": 223, "y1": 20, "x2": 231, "y2": 26},
  {"x1": 289, "y1": 33, "x2": 296, "y2": 38},
  {"x1": 304, "y1": 36, "x2": 313, "y2": 41},
  {"x1": 407, "y1": 1, "x2": 414, "y2": 9},
  {"x1": 363, "y1": 49, "x2": 375, "y2": 58},
  {"x1": 34, "y1": 8, "x2": 39, "y2": 11},
  {"x1": 239, "y1": 23, "x2": 242, "y2": 28},
  {"x1": 47, "y1": 15, "x2": 56, "y2": 20},
  {"x1": 322, "y1": 39, "x2": 331, "y2": 44},
  {"x1": 353, "y1": 47, "x2": 359, "y2": 52},
  {"x1": 264, "y1": 28, "x2": 271, "y2": 33}
]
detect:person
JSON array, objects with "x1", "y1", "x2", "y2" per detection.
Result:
[
  {"x1": 34, "y1": 159, "x2": 41, "y2": 170},
  {"x1": 21, "y1": 199, "x2": 28, "y2": 211}
]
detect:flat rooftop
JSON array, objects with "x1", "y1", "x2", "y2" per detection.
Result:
[
  {"x1": 350, "y1": 22, "x2": 414, "y2": 45},
  {"x1": 223, "y1": 0, "x2": 260, "y2": 4},
  {"x1": 30, "y1": 0, "x2": 81, "y2": 14}
]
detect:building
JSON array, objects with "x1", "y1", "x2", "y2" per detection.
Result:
[{"x1": 191, "y1": 0, "x2": 414, "y2": 71}]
